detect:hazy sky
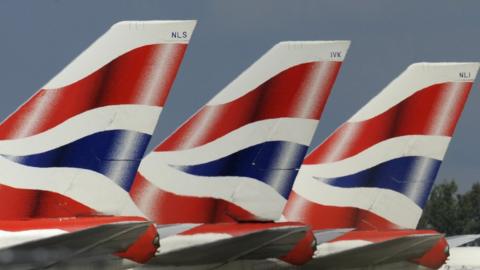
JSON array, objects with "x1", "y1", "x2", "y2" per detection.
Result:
[{"x1": 0, "y1": 0, "x2": 479, "y2": 192}]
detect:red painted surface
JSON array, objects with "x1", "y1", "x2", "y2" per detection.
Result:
[
  {"x1": 0, "y1": 44, "x2": 187, "y2": 140},
  {"x1": 305, "y1": 82, "x2": 472, "y2": 165},
  {"x1": 158, "y1": 62, "x2": 342, "y2": 152}
]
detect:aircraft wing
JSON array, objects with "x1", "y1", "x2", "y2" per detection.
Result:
[
  {"x1": 0, "y1": 221, "x2": 150, "y2": 269},
  {"x1": 147, "y1": 225, "x2": 308, "y2": 266},
  {"x1": 303, "y1": 233, "x2": 442, "y2": 269},
  {"x1": 447, "y1": 234, "x2": 480, "y2": 247}
]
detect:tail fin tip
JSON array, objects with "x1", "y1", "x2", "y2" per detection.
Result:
[
  {"x1": 110, "y1": 20, "x2": 197, "y2": 41},
  {"x1": 44, "y1": 20, "x2": 196, "y2": 90},
  {"x1": 272, "y1": 40, "x2": 351, "y2": 61},
  {"x1": 405, "y1": 62, "x2": 480, "y2": 82}
]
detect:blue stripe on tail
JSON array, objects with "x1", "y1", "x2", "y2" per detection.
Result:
[
  {"x1": 171, "y1": 141, "x2": 308, "y2": 198},
  {"x1": 318, "y1": 156, "x2": 441, "y2": 208},
  {"x1": 4, "y1": 130, "x2": 151, "y2": 191}
]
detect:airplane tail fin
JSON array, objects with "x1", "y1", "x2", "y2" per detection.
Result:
[
  {"x1": 284, "y1": 62, "x2": 480, "y2": 230},
  {"x1": 0, "y1": 20, "x2": 196, "y2": 218},
  {"x1": 130, "y1": 41, "x2": 351, "y2": 224}
]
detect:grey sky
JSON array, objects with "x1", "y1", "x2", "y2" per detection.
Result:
[{"x1": 0, "y1": 0, "x2": 478, "y2": 192}]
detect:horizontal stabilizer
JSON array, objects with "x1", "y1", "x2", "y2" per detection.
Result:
[
  {"x1": 304, "y1": 233, "x2": 442, "y2": 269},
  {"x1": 0, "y1": 221, "x2": 150, "y2": 269},
  {"x1": 147, "y1": 226, "x2": 308, "y2": 266}
]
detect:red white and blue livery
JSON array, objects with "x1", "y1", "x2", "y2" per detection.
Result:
[
  {"x1": 285, "y1": 62, "x2": 480, "y2": 230},
  {"x1": 0, "y1": 20, "x2": 196, "y2": 219},
  {"x1": 282, "y1": 62, "x2": 479, "y2": 270},
  {"x1": 130, "y1": 41, "x2": 351, "y2": 224}
]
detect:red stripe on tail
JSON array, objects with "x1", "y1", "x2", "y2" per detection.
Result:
[
  {"x1": 158, "y1": 62, "x2": 342, "y2": 151},
  {"x1": 0, "y1": 44, "x2": 187, "y2": 140},
  {"x1": 305, "y1": 82, "x2": 471, "y2": 164}
]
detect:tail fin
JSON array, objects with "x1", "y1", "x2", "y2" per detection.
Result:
[
  {"x1": 130, "y1": 41, "x2": 351, "y2": 224},
  {"x1": 284, "y1": 62, "x2": 480, "y2": 230},
  {"x1": 0, "y1": 20, "x2": 196, "y2": 218}
]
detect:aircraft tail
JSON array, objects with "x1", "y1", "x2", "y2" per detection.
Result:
[
  {"x1": 0, "y1": 20, "x2": 196, "y2": 218},
  {"x1": 284, "y1": 62, "x2": 480, "y2": 230},
  {"x1": 130, "y1": 41, "x2": 351, "y2": 224}
]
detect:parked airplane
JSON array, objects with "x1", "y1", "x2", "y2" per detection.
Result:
[
  {"x1": 129, "y1": 40, "x2": 351, "y2": 266},
  {"x1": 0, "y1": 20, "x2": 196, "y2": 267},
  {"x1": 284, "y1": 62, "x2": 480, "y2": 269}
]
